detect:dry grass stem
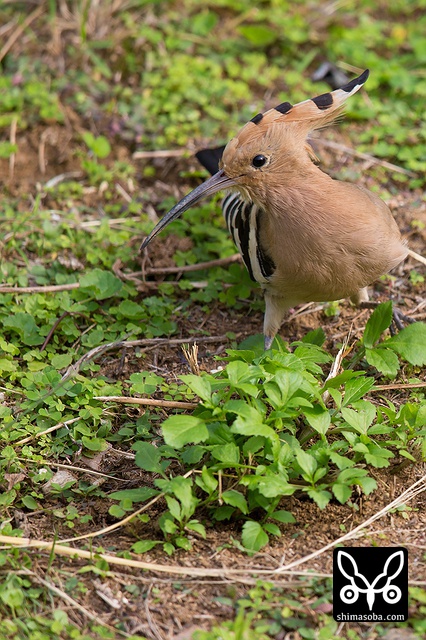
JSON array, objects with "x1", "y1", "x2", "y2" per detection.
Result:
[
  {"x1": 14, "y1": 417, "x2": 80, "y2": 446},
  {"x1": 372, "y1": 381, "x2": 426, "y2": 391},
  {"x1": 16, "y1": 458, "x2": 129, "y2": 483},
  {"x1": 322, "y1": 330, "x2": 352, "y2": 403},
  {"x1": 181, "y1": 343, "x2": 200, "y2": 375},
  {"x1": 0, "y1": 283, "x2": 80, "y2": 293},
  {"x1": 95, "y1": 395, "x2": 199, "y2": 409}
]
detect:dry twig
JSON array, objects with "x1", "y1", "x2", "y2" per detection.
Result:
[{"x1": 0, "y1": 283, "x2": 80, "y2": 294}]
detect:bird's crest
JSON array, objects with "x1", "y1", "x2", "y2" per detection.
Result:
[{"x1": 242, "y1": 69, "x2": 369, "y2": 136}]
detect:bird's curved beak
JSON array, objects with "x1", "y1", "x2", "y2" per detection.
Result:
[{"x1": 140, "y1": 169, "x2": 237, "y2": 251}]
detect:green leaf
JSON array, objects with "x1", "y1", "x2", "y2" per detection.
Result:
[
  {"x1": 270, "y1": 510, "x2": 296, "y2": 524},
  {"x1": 263, "y1": 522, "x2": 281, "y2": 537},
  {"x1": 225, "y1": 399, "x2": 264, "y2": 419},
  {"x1": 0, "y1": 585, "x2": 24, "y2": 608},
  {"x1": 365, "y1": 346, "x2": 400, "y2": 377},
  {"x1": 306, "y1": 488, "x2": 332, "y2": 509},
  {"x1": 162, "y1": 476, "x2": 198, "y2": 519},
  {"x1": 186, "y1": 520, "x2": 206, "y2": 538},
  {"x1": 231, "y1": 418, "x2": 277, "y2": 441},
  {"x1": 243, "y1": 436, "x2": 265, "y2": 456},
  {"x1": 191, "y1": 10, "x2": 218, "y2": 36},
  {"x1": 181, "y1": 445, "x2": 205, "y2": 464},
  {"x1": 165, "y1": 495, "x2": 181, "y2": 521},
  {"x1": 0, "y1": 358, "x2": 17, "y2": 373},
  {"x1": 296, "y1": 450, "x2": 317, "y2": 481},
  {"x1": 226, "y1": 360, "x2": 250, "y2": 385},
  {"x1": 162, "y1": 415, "x2": 209, "y2": 448},
  {"x1": 180, "y1": 374, "x2": 212, "y2": 403},
  {"x1": 51, "y1": 353, "x2": 73, "y2": 369},
  {"x1": 329, "y1": 451, "x2": 355, "y2": 470},
  {"x1": 364, "y1": 444, "x2": 394, "y2": 468},
  {"x1": 132, "y1": 540, "x2": 159, "y2": 553},
  {"x1": 342, "y1": 376, "x2": 375, "y2": 406},
  {"x1": 332, "y1": 483, "x2": 352, "y2": 504},
  {"x1": 21, "y1": 495, "x2": 38, "y2": 510},
  {"x1": 264, "y1": 370, "x2": 304, "y2": 409},
  {"x1": 3, "y1": 313, "x2": 44, "y2": 346},
  {"x1": 175, "y1": 536, "x2": 192, "y2": 550},
  {"x1": 81, "y1": 436, "x2": 107, "y2": 451},
  {"x1": 133, "y1": 442, "x2": 163, "y2": 474},
  {"x1": 301, "y1": 327, "x2": 326, "y2": 346},
  {"x1": 118, "y1": 300, "x2": 144, "y2": 319},
  {"x1": 304, "y1": 406, "x2": 331, "y2": 435},
  {"x1": 213, "y1": 506, "x2": 235, "y2": 521},
  {"x1": 357, "y1": 475, "x2": 377, "y2": 495},
  {"x1": 109, "y1": 505, "x2": 125, "y2": 518},
  {"x1": 241, "y1": 521, "x2": 269, "y2": 551},
  {"x1": 387, "y1": 322, "x2": 426, "y2": 365},
  {"x1": 129, "y1": 371, "x2": 163, "y2": 395},
  {"x1": 341, "y1": 402, "x2": 376, "y2": 435},
  {"x1": 82, "y1": 132, "x2": 111, "y2": 158},
  {"x1": 211, "y1": 443, "x2": 240, "y2": 465},
  {"x1": 254, "y1": 475, "x2": 295, "y2": 498},
  {"x1": 222, "y1": 490, "x2": 248, "y2": 514},
  {"x1": 195, "y1": 466, "x2": 218, "y2": 494},
  {"x1": 163, "y1": 542, "x2": 175, "y2": 556},
  {"x1": 227, "y1": 402, "x2": 277, "y2": 442},
  {"x1": 238, "y1": 24, "x2": 276, "y2": 46},
  {"x1": 80, "y1": 269, "x2": 122, "y2": 300},
  {"x1": 363, "y1": 301, "x2": 393, "y2": 348},
  {"x1": 159, "y1": 512, "x2": 178, "y2": 535}
]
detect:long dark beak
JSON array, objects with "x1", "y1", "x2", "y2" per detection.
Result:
[{"x1": 140, "y1": 169, "x2": 237, "y2": 251}]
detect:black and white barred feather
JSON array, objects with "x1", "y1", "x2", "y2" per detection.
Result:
[{"x1": 196, "y1": 148, "x2": 276, "y2": 285}]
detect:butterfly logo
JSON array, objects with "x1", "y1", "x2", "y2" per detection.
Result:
[{"x1": 337, "y1": 550, "x2": 404, "y2": 611}]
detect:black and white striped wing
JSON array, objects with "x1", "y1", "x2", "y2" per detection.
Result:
[{"x1": 222, "y1": 192, "x2": 275, "y2": 285}]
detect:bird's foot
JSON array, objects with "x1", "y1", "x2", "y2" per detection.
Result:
[
  {"x1": 359, "y1": 300, "x2": 414, "y2": 335},
  {"x1": 390, "y1": 306, "x2": 415, "y2": 334},
  {"x1": 264, "y1": 335, "x2": 274, "y2": 350}
]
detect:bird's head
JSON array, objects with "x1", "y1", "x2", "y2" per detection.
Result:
[{"x1": 140, "y1": 70, "x2": 369, "y2": 250}]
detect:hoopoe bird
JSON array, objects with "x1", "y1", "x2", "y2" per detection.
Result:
[{"x1": 141, "y1": 70, "x2": 408, "y2": 349}]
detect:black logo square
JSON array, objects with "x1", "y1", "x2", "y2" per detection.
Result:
[{"x1": 333, "y1": 547, "x2": 408, "y2": 623}]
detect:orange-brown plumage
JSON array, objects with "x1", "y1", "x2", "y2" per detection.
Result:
[{"x1": 141, "y1": 70, "x2": 408, "y2": 348}]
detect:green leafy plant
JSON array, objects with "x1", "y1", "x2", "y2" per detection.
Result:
[{"x1": 108, "y1": 314, "x2": 426, "y2": 552}]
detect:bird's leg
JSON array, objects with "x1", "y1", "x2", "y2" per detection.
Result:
[
  {"x1": 263, "y1": 293, "x2": 291, "y2": 350},
  {"x1": 350, "y1": 287, "x2": 369, "y2": 305}
]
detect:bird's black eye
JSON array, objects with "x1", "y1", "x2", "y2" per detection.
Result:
[{"x1": 252, "y1": 154, "x2": 268, "y2": 168}]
